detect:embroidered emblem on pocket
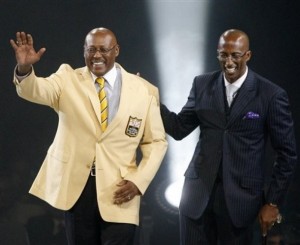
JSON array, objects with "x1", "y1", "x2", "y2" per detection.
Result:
[{"x1": 125, "y1": 116, "x2": 142, "y2": 137}]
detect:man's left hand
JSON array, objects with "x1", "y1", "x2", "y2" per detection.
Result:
[{"x1": 113, "y1": 180, "x2": 140, "y2": 205}]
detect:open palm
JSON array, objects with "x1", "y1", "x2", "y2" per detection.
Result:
[{"x1": 10, "y1": 32, "x2": 46, "y2": 70}]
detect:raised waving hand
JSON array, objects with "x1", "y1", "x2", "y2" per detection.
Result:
[{"x1": 10, "y1": 32, "x2": 46, "y2": 75}]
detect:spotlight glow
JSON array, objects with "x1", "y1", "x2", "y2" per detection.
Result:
[
  {"x1": 146, "y1": 1, "x2": 210, "y2": 207},
  {"x1": 164, "y1": 179, "x2": 184, "y2": 208}
]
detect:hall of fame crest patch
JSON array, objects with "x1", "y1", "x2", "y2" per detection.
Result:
[{"x1": 125, "y1": 116, "x2": 142, "y2": 137}]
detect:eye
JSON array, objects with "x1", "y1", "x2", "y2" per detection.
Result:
[
  {"x1": 218, "y1": 53, "x2": 227, "y2": 59},
  {"x1": 99, "y1": 48, "x2": 109, "y2": 53},
  {"x1": 231, "y1": 53, "x2": 242, "y2": 59},
  {"x1": 86, "y1": 47, "x2": 96, "y2": 53}
]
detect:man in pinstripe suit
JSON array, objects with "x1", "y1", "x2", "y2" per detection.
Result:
[{"x1": 160, "y1": 29, "x2": 297, "y2": 244}]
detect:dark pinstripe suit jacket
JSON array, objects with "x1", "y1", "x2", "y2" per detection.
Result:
[{"x1": 161, "y1": 69, "x2": 297, "y2": 227}]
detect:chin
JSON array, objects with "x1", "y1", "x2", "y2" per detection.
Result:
[
  {"x1": 92, "y1": 69, "x2": 105, "y2": 77},
  {"x1": 226, "y1": 75, "x2": 238, "y2": 83}
]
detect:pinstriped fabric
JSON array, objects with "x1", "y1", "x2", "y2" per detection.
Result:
[
  {"x1": 161, "y1": 69, "x2": 297, "y2": 232},
  {"x1": 180, "y1": 213, "x2": 210, "y2": 244},
  {"x1": 96, "y1": 77, "x2": 108, "y2": 131}
]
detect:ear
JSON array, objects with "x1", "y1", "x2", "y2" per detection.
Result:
[
  {"x1": 115, "y1": 45, "x2": 120, "y2": 57},
  {"x1": 245, "y1": 50, "x2": 252, "y2": 61}
]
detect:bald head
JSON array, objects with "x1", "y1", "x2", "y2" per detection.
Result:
[
  {"x1": 218, "y1": 29, "x2": 250, "y2": 51},
  {"x1": 84, "y1": 27, "x2": 118, "y2": 47}
]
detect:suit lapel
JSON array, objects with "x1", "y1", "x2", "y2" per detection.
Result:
[
  {"x1": 212, "y1": 73, "x2": 226, "y2": 120},
  {"x1": 227, "y1": 70, "x2": 257, "y2": 127},
  {"x1": 99, "y1": 64, "x2": 133, "y2": 139},
  {"x1": 79, "y1": 67, "x2": 102, "y2": 126},
  {"x1": 80, "y1": 64, "x2": 138, "y2": 139}
]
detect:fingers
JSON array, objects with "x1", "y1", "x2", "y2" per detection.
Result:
[
  {"x1": 19, "y1": 32, "x2": 31, "y2": 45},
  {"x1": 15, "y1": 32, "x2": 26, "y2": 46},
  {"x1": 15, "y1": 32, "x2": 21, "y2": 46},
  {"x1": 261, "y1": 220, "x2": 274, "y2": 237},
  {"x1": 10, "y1": 32, "x2": 21, "y2": 49},
  {"x1": 114, "y1": 192, "x2": 133, "y2": 204},
  {"x1": 11, "y1": 32, "x2": 34, "y2": 48},
  {"x1": 10, "y1": 39, "x2": 19, "y2": 50},
  {"x1": 260, "y1": 217, "x2": 268, "y2": 237},
  {"x1": 10, "y1": 32, "x2": 25, "y2": 50},
  {"x1": 113, "y1": 180, "x2": 139, "y2": 205},
  {"x1": 20, "y1": 32, "x2": 27, "y2": 45},
  {"x1": 260, "y1": 214, "x2": 281, "y2": 237},
  {"x1": 36, "y1": 47, "x2": 47, "y2": 58},
  {"x1": 26, "y1": 33, "x2": 33, "y2": 46}
]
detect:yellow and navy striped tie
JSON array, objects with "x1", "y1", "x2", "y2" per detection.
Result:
[{"x1": 96, "y1": 77, "x2": 108, "y2": 131}]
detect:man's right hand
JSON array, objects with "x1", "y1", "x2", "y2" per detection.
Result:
[
  {"x1": 258, "y1": 204, "x2": 280, "y2": 237},
  {"x1": 10, "y1": 31, "x2": 46, "y2": 75}
]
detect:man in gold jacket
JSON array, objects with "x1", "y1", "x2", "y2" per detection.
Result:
[{"x1": 10, "y1": 27, "x2": 167, "y2": 245}]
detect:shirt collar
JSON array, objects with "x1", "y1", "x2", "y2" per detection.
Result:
[
  {"x1": 224, "y1": 66, "x2": 248, "y2": 89},
  {"x1": 91, "y1": 64, "x2": 117, "y2": 88}
]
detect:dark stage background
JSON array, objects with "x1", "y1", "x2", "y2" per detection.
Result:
[{"x1": 0, "y1": 1, "x2": 300, "y2": 244}]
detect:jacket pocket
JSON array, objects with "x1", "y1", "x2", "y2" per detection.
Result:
[
  {"x1": 240, "y1": 177, "x2": 263, "y2": 191},
  {"x1": 49, "y1": 147, "x2": 69, "y2": 163},
  {"x1": 119, "y1": 166, "x2": 137, "y2": 178}
]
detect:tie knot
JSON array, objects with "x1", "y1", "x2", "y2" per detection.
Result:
[
  {"x1": 226, "y1": 84, "x2": 237, "y2": 97},
  {"x1": 226, "y1": 84, "x2": 238, "y2": 107},
  {"x1": 96, "y1": 77, "x2": 105, "y2": 87}
]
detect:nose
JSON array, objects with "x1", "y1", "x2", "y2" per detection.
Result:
[
  {"x1": 225, "y1": 56, "x2": 234, "y2": 64},
  {"x1": 93, "y1": 50, "x2": 102, "y2": 57}
]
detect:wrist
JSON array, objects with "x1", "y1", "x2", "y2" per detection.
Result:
[{"x1": 17, "y1": 65, "x2": 32, "y2": 76}]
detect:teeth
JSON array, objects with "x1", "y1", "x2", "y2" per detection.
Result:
[
  {"x1": 226, "y1": 67, "x2": 236, "y2": 73},
  {"x1": 93, "y1": 61, "x2": 104, "y2": 65}
]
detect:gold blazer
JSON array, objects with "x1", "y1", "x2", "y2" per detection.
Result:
[{"x1": 14, "y1": 63, "x2": 167, "y2": 225}]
